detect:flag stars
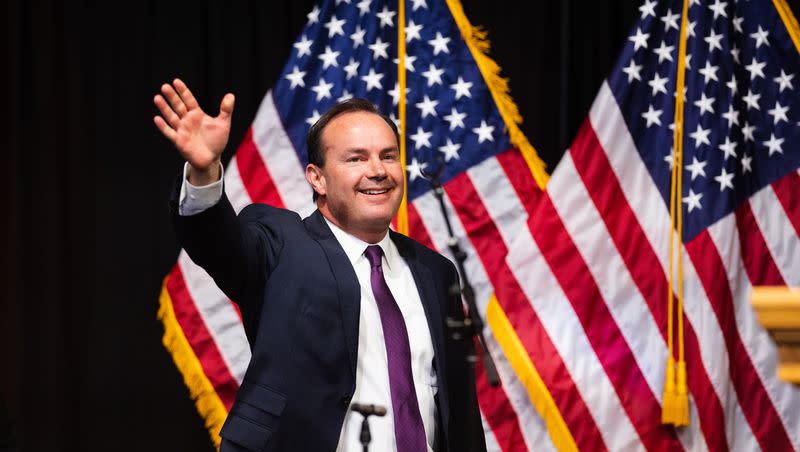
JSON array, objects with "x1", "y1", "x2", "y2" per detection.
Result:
[
  {"x1": 750, "y1": 26, "x2": 770, "y2": 49},
  {"x1": 369, "y1": 37, "x2": 390, "y2": 60},
  {"x1": 388, "y1": 83, "x2": 410, "y2": 106},
  {"x1": 686, "y1": 156, "x2": 708, "y2": 180},
  {"x1": 351, "y1": 26, "x2": 366, "y2": 48},
  {"x1": 324, "y1": 15, "x2": 346, "y2": 38},
  {"x1": 639, "y1": 0, "x2": 657, "y2": 19},
  {"x1": 356, "y1": 0, "x2": 371, "y2": 16},
  {"x1": 774, "y1": 70, "x2": 794, "y2": 92},
  {"x1": 687, "y1": 21, "x2": 696, "y2": 38},
  {"x1": 683, "y1": 189, "x2": 703, "y2": 212},
  {"x1": 406, "y1": 20, "x2": 423, "y2": 42},
  {"x1": 732, "y1": 16, "x2": 744, "y2": 33},
  {"x1": 726, "y1": 76, "x2": 737, "y2": 95},
  {"x1": 361, "y1": 68, "x2": 383, "y2": 91},
  {"x1": 451, "y1": 76, "x2": 473, "y2": 99},
  {"x1": 714, "y1": 167, "x2": 735, "y2": 191},
  {"x1": 648, "y1": 73, "x2": 668, "y2": 96},
  {"x1": 472, "y1": 120, "x2": 495, "y2": 143},
  {"x1": 664, "y1": 148, "x2": 675, "y2": 170},
  {"x1": 428, "y1": 32, "x2": 451, "y2": 55},
  {"x1": 730, "y1": 44, "x2": 740, "y2": 64},
  {"x1": 285, "y1": 66, "x2": 306, "y2": 89},
  {"x1": 718, "y1": 136, "x2": 737, "y2": 160},
  {"x1": 337, "y1": 90, "x2": 353, "y2": 103},
  {"x1": 622, "y1": 60, "x2": 643, "y2": 82},
  {"x1": 376, "y1": 6, "x2": 396, "y2": 28},
  {"x1": 708, "y1": 0, "x2": 728, "y2": 20},
  {"x1": 317, "y1": 46, "x2": 340, "y2": 69},
  {"x1": 745, "y1": 58, "x2": 766, "y2": 80},
  {"x1": 411, "y1": 0, "x2": 427, "y2": 11},
  {"x1": 439, "y1": 138, "x2": 461, "y2": 161},
  {"x1": 741, "y1": 122, "x2": 756, "y2": 142},
  {"x1": 741, "y1": 154, "x2": 753, "y2": 173},
  {"x1": 767, "y1": 101, "x2": 789, "y2": 125},
  {"x1": 722, "y1": 105, "x2": 739, "y2": 128},
  {"x1": 421, "y1": 63, "x2": 444, "y2": 86},
  {"x1": 704, "y1": 30, "x2": 724, "y2": 53},
  {"x1": 306, "y1": 109, "x2": 321, "y2": 127},
  {"x1": 654, "y1": 41, "x2": 674, "y2": 63},
  {"x1": 699, "y1": 61, "x2": 719, "y2": 84},
  {"x1": 393, "y1": 55, "x2": 417, "y2": 72},
  {"x1": 415, "y1": 95, "x2": 439, "y2": 118},
  {"x1": 406, "y1": 158, "x2": 428, "y2": 181},
  {"x1": 294, "y1": 35, "x2": 313, "y2": 57},
  {"x1": 661, "y1": 9, "x2": 680, "y2": 31},
  {"x1": 689, "y1": 124, "x2": 711, "y2": 147},
  {"x1": 694, "y1": 93, "x2": 715, "y2": 116},
  {"x1": 307, "y1": 6, "x2": 320, "y2": 24},
  {"x1": 344, "y1": 58, "x2": 360, "y2": 79},
  {"x1": 641, "y1": 104, "x2": 663, "y2": 127},
  {"x1": 311, "y1": 78, "x2": 334, "y2": 101},
  {"x1": 409, "y1": 127, "x2": 432, "y2": 150},
  {"x1": 629, "y1": 28, "x2": 650, "y2": 51},
  {"x1": 443, "y1": 107, "x2": 466, "y2": 130},
  {"x1": 763, "y1": 133, "x2": 784, "y2": 155},
  {"x1": 742, "y1": 89, "x2": 761, "y2": 110}
]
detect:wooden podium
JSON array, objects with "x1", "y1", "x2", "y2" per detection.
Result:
[{"x1": 751, "y1": 286, "x2": 800, "y2": 385}]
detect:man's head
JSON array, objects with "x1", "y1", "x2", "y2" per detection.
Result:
[{"x1": 305, "y1": 99, "x2": 404, "y2": 243}]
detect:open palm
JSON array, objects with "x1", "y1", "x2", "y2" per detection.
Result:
[{"x1": 153, "y1": 78, "x2": 234, "y2": 172}]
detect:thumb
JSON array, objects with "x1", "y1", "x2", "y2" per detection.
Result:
[{"x1": 218, "y1": 93, "x2": 235, "y2": 122}]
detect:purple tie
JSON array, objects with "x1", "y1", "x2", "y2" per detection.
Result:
[{"x1": 364, "y1": 245, "x2": 427, "y2": 452}]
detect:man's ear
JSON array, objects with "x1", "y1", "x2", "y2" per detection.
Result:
[{"x1": 305, "y1": 164, "x2": 326, "y2": 197}]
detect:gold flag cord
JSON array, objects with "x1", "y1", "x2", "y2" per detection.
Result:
[{"x1": 397, "y1": 0, "x2": 409, "y2": 235}]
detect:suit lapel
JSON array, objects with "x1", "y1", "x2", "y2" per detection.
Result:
[{"x1": 304, "y1": 210, "x2": 360, "y2": 379}]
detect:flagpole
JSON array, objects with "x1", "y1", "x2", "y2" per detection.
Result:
[{"x1": 397, "y1": 0, "x2": 409, "y2": 235}]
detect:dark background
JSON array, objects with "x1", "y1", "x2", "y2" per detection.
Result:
[{"x1": 2, "y1": 1, "x2": 797, "y2": 451}]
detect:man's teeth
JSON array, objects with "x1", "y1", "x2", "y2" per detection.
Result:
[{"x1": 363, "y1": 189, "x2": 389, "y2": 195}]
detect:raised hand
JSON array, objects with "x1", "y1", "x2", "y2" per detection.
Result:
[{"x1": 153, "y1": 78, "x2": 234, "y2": 184}]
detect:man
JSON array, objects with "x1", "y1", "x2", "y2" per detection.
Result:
[{"x1": 153, "y1": 79, "x2": 486, "y2": 452}]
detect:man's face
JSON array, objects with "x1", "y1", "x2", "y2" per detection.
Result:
[{"x1": 307, "y1": 111, "x2": 404, "y2": 240}]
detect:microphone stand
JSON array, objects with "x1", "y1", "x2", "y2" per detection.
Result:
[
  {"x1": 351, "y1": 403, "x2": 386, "y2": 452},
  {"x1": 420, "y1": 160, "x2": 500, "y2": 449}
]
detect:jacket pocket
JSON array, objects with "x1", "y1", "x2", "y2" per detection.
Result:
[{"x1": 220, "y1": 381, "x2": 287, "y2": 451}]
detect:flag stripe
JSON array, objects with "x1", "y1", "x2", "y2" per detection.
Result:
[
  {"x1": 224, "y1": 156, "x2": 253, "y2": 214},
  {"x1": 407, "y1": 203, "x2": 436, "y2": 251},
  {"x1": 771, "y1": 171, "x2": 800, "y2": 240},
  {"x1": 750, "y1": 185, "x2": 800, "y2": 286},
  {"x1": 734, "y1": 201, "x2": 786, "y2": 286},
  {"x1": 235, "y1": 129, "x2": 284, "y2": 208},
  {"x1": 494, "y1": 149, "x2": 544, "y2": 216}
]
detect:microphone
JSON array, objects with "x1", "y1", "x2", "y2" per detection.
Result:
[{"x1": 351, "y1": 403, "x2": 387, "y2": 417}]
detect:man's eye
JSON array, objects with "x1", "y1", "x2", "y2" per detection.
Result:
[
  {"x1": 384, "y1": 154, "x2": 398, "y2": 160},
  {"x1": 347, "y1": 157, "x2": 360, "y2": 162}
]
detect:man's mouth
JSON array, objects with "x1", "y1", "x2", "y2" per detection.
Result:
[{"x1": 359, "y1": 188, "x2": 391, "y2": 195}]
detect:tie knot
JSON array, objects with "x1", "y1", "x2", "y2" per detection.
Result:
[{"x1": 364, "y1": 245, "x2": 384, "y2": 268}]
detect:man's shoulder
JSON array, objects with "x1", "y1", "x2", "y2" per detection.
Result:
[
  {"x1": 391, "y1": 231, "x2": 457, "y2": 276},
  {"x1": 239, "y1": 202, "x2": 303, "y2": 225}
]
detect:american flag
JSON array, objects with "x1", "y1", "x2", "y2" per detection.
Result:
[
  {"x1": 499, "y1": 0, "x2": 800, "y2": 450},
  {"x1": 158, "y1": 0, "x2": 550, "y2": 449}
]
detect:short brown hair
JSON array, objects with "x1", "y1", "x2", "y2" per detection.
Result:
[{"x1": 306, "y1": 98, "x2": 400, "y2": 201}]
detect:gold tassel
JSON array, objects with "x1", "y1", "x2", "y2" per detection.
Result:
[
  {"x1": 661, "y1": 356, "x2": 677, "y2": 424},
  {"x1": 674, "y1": 361, "x2": 690, "y2": 426}
]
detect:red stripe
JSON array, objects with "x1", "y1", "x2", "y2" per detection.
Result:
[
  {"x1": 735, "y1": 201, "x2": 785, "y2": 286},
  {"x1": 407, "y1": 203, "x2": 435, "y2": 251},
  {"x1": 236, "y1": 128, "x2": 285, "y2": 207},
  {"x1": 475, "y1": 346, "x2": 528, "y2": 452},
  {"x1": 570, "y1": 120, "x2": 727, "y2": 452},
  {"x1": 166, "y1": 265, "x2": 239, "y2": 411},
  {"x1": 443, "y1": 173, "x2": 608, "y2": 451},
  {"x1": 533, "y1": 193, "x2": 681, "y2": 451},
  {"x1": 771, "y1": 171, "x2": 800, "y2": 241},
  {"x1": 495, "y1": 148, "x2": 544, "y2": 216},
  {"x1": 686, "y1": 232, "x2": 794, "y2": 452}
]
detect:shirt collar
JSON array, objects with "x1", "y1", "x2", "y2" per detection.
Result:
[{"x1": 323, "y1": 217, "x2": 396, "y2": 271}]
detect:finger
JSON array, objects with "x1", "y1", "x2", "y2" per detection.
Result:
[
  {"x1": 153, "y1": 94, "x2": 181, "y2": 129},
  {"x1": 217, "y1": 93, "x2": 235, "y2": 122},
  {"x1": 153, "y1": 116, "x2": 177, "y2": 143},
  {"x1": 173, "y1": 78, "x2": 200, "y2": 111},
  {"x1": 161, "y1": 83, "x2": 188, "y2": 118}
]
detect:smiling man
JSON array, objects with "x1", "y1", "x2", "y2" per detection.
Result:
[{"x1": 154, "y1": 79, "x2": 486, "y2": 452}]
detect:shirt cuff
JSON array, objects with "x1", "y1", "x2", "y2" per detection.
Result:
[{"x1": 178, "y1": 162, "x2": 224, "y2": 216}]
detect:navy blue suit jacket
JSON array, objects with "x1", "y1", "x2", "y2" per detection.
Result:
[{"x1": 171, "y1": 184, "x2": 486, "y2": 452}]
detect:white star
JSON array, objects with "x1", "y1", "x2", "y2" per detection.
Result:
[
  {"x1": 335, "y1": 0, "x2": 351, "y2": 5},
  {"x1": 640, "y1": 0, "x2": 657, "y2": 18},
  {"x1": 376, "y1": 6, "x2": 396, "y2": 28},
  {"x1": 428, "y1": 32, "x2": 451, "y2": 55},
  {"x1": 451, "y1": 76, "x2": 473, "y2": 99},
  {"x1": 698, "y1": 61, "x2": 719, "y2": 84},
  {"x1": 361, "y1": 69, "x2": 383, "y2": 91},
  {"x1": 337, "y1": 90, "x2": 353, "y2": 103},
  {"x1": 622, "y1": 60, "x2": 643, "y2": 82},
  {"x1": 369, "y1": 37, "x2": 390, "y2": 60},
  {"x1": 317, "y1": 46, "x2": 340, "y2": 69},
  {"x1": 673, "y1": 85, "x2": 688, "y2": 102},
  {"x1": 683, "y1": 189, "x2": 703, "y2": 212},
  {"x1": 411, "y1": 0, "x2": 427, "y2": 11},
  {"x1": 393, "y1": 55, "x2": 417, "y2": 72},
  {"x1": 767, "y1": 101, "x2": 789, "y2": 125},
  {"x1": 694, "y1": 93, "x2": 715, "y2": 115},
  {"x1": 293, "y1": 35, "x2": 313, "y2": 57},
  {"x1": 388, "y1": 83, "x2": 410, "y2": 106},
  {"x1": 741, "y1": 154, "x2": 753, "y2": 173},
  {"x1": 350, "y1": 26, "x2": 366, "y2": 48},
  {"x1": 654, "y1": 41, "x2": 674, "y2": 63},
  {"x1": 324, "y1": 15, "x2": 346, "y2": 38},
  {"x1": 714, "y1": 167, "x2": 735, "y2": 191},
  {"x1": 406, "y1": 158, "x2": 427, "y2": 181},
  {"x1": 409, "y1": 127, "x2": 432, "y2": 150},
  {"x1": 704, "y1": 30, "x2": 724, "y2": 52},
  {"x1": 742, "y1": 89, "x2": 761, "y2": 110},
  {"x1": 641, "y1": 104, "x2": 663, "y2": 127},
  {"x1": 726, "y1": 76, "x2": 738, "y2": 95},
  {"x1": 732, "y1": 16, "x2": 744, "y2": 33},
  {"x1": 311, "y1": 78, "x2": 334, "y2": 101},
  {"x1": 306, "y1": 109, "x2": 321, "y2": 127},
  {"x1": 745, "y1": 58, "x2": 766, "y2": 80},
  {"x1": 406, "y1": 20, "x2": 423, "y2": 42},
  {"x1": 722, "y1": 104, "x2": 739, "y2": 128},
  {"x1": 750, "y1": 26, "x2": 770, "y2": 48},
  {"x1": 439, "y1": 138, "x2": 461, "y2": 161},
  {"x1": 718, "y1": 136, "x2": 737, "y2": 160},
  {"x1": 629, "y1": 28, "x2": 650, "y2": 51},
  {"x1": 421, "y1": 63, "x2": 444, "y2": 86},
  {"x1": 741, "y1": 122, "x2": 756, "y2": 142},
  {"x1": 473, "y1": 120, "x2": 495, "y2": 143},
  {"x1": 687, "y1": 20, "x2": 697, "y2": 38},
  {"x1": 415, "y1": 95, "x2": 439, "y2": 118},
  {"x1": 685, "y1": 53, "x2": 692, "y2": 70},
  {"x1": 730, "y1": 44, "x2": 740, "y2": 64},
  {"x1": 389, "y1": 113, "x2": 400, "y2": 129},
  {"x1": 356, "y1": 0, "x2": 371, "y2": 16},
  {"x1": 648, "y1": 73, "x2": 669, "y2": 95},
  {"x1": 774, "y1": 70, "x2": 795, "y2": 92},
  {"x1": 661, "y1": 9, "x2": 680, "y2": 31},
  {"x1": 307, "y1": 6, "x2": 320, "y2": 24},
  {"x1": 708, "y1": 0, "x2": 728, "y2": 19},
  {"x1": 344, "y1": 58, "x2": 359, "y2": 80},
  {"x1": 443, "y1": 107, "x2": 466, "y2": 130},
  {"x1": 686, "y1": 156, "x2": 708, "y2": 180},
  {"x1": 664, "y1": 148, "x2": 675, "y2": 170},
  {"x1": 763, "y1": 133, "x2": 784, "y2": 156},
  {"x1": 285, "y1": 66, "x2": 306, "y2": 88},
  {"x1": 689, "y1": 124, "x2": 711, "y2": 147}
]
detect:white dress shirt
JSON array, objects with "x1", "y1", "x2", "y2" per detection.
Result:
[{"x1": 179, "y1": 163, "x2": 438, "y2": 452}]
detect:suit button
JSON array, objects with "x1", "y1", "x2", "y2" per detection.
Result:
[{"x1": 340, "y1": 395, "x2": 352, "y2": 409}]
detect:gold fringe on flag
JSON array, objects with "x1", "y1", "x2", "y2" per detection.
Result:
[{"x1": 158, "y1": 277, "x2": 228, "y2": 450}]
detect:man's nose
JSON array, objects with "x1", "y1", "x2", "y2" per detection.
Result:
[{"x1": 366, "y1": 156, "x2": 387, "y2": 178}]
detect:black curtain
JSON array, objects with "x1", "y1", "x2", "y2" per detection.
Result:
[{"x1": 3, "y1": 1, "x2": 796, "y2": 451}]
